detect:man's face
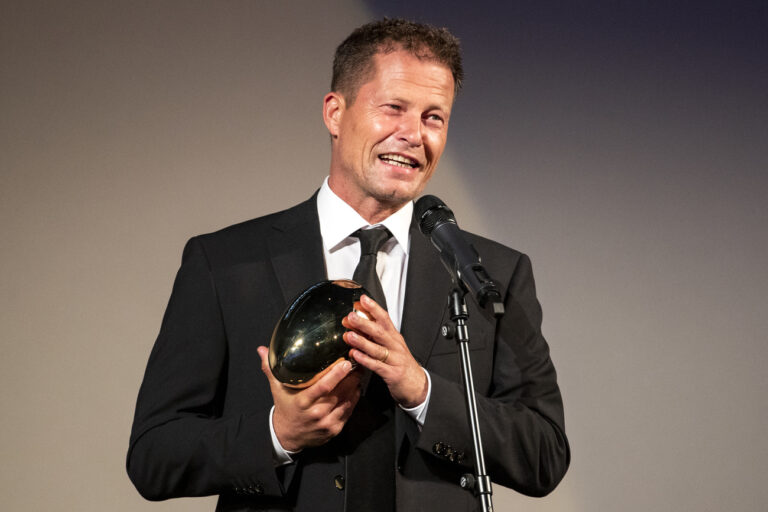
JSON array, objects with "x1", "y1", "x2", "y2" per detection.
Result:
[{"x1": 325, "y1": 49, "x2": 455, "y2": 211}]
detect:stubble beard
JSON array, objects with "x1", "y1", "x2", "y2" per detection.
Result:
[{"x1": 361, "y1": 171, "x2": 425, "y2": 209}]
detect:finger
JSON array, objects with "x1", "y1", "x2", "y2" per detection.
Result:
[
  {"x1": 344, "y1": 330, "x2": 391, "y2": 363},
  {"x1": 349, "y1": 347, "x2": 389, "y2": 377},
  {"x1": 343, "y1": 308, "x2": 393, "y2": 348},
  {"x1": 331, "y1": 385, "x2": 362, "y2": 423},
  {"x1": 327, "y1": 372, "x2": 362, "y2": 411},
  {"x1": 360, "y1": 294, "x2": 388, "y2": 321},
  {"x1": 304, "y1": 358, "x2": 354, "y2": 401},
  {"x1": 351, "y1": 300, "x2": 374, "y2": 321},
  {"x1": 333, "y1": 368, "x2": 363, "y2": 396},
  {"x1": 342, "y1": 307, "x2": 372, "y2": 331},
  {"x1": 308, "y1": 367, "x2": 361, "y2": 413},
  {"x1": 257, "y1": 346, "x2": 277, "y2": 383},
  {"x1": 347, "y1": 297, "x2": 383, "y2": 324}
]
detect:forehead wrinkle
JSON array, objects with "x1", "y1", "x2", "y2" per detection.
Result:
[
  {"x1": 382, "y1": 78, "x2": 453, "y2": 110},
  {"x1": 379, "y1": 80, "x2": 453, "y2": 111}
]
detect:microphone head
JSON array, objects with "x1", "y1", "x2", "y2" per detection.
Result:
[{"x1": 415, "y1": 195, "x2": 456, "y2": 236}]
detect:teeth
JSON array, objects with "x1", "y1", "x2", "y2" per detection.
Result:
[{"x1": 380, "y1": 154, "x2": 418, "y2": 168}]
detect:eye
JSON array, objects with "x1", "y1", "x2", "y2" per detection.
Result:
[
  {"x1": 385, "y1": 104, "x2": 402, "y2": 111},
  {"x1": 425, "y1": 113, "x2": 445, "y2": 126}
]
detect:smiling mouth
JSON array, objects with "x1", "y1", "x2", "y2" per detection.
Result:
[{"x1": 379, "y1": 153, "x2": 420, "y2": 169}]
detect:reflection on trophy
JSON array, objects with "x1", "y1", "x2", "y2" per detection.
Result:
[{"x1": 269, "y1": 279, "x2": 369, "y2": 388}]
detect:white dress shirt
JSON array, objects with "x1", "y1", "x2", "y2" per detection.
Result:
[
  {"x1": 316, "y1": 177, "x2": 412, "y2": 330},
  {"x1": 270, "y1": 178, "x2": 432, "y2": 465}
]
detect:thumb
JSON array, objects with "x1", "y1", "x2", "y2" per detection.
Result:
[{"x1": 257, "y1": 346, "x2": 276, "y2": 383}]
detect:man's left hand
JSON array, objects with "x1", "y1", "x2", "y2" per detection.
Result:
[{"x1": 342, "y1": 294, "x2": 428, "y2": 408}]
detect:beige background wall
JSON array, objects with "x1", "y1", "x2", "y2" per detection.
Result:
[{"x1": 1, "y1": 1, "x2": 766, "y2": 511}]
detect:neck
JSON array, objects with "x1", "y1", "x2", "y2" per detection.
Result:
[{"x1": 327, "y1": 176, "x2": 408, "y2": 225}]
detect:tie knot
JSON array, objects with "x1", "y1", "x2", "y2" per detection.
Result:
[{"x1": 354, "y1": 227, "x2": 391, "y2": 256}]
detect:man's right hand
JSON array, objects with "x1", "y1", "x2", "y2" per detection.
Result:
[{"x1": 257, "y1": 346, "x2": 362, "y2": 452}]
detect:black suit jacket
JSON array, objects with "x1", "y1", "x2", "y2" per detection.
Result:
[{"x1": 127, "y1": 195, "x2": 569, "y2": 511}]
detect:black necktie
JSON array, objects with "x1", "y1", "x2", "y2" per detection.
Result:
[
  {"x1": 352, "y1": 227, "x2": 391, "y2": 310},
  {"x1": 345, "y1": 226, "x2": 395, "y2": 511}
]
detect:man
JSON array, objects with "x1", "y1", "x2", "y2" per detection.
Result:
[{"x1": 128, "y1": 19, "x2": 569, "y2": 511}]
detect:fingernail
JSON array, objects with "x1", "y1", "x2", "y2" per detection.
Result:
[{"x1": 342, "y1": 361, "x2": 352, "y2": 371}]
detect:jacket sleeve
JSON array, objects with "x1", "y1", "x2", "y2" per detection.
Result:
[
  {"x1": 126, "y1": 237, "x2": 284, "y2": 501},
  {"x1": 416, "y1": 252, "x2": 570, "y2": 497}
]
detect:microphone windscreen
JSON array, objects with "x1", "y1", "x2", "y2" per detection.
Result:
[{"x1": 415, "y1": 195, "x2": 455, "y2": 235}]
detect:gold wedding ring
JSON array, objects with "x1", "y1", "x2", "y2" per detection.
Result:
[{"x1": 380, "y1": 347, "x2": 389, "y2": 363}]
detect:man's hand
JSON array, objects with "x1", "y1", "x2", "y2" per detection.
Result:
[
  {"x1": 342, "y1": 294, "x2": 428, "y2": 408},
  {"x1": 257, "y1": 346, "x2": 362, "y2": 452}
]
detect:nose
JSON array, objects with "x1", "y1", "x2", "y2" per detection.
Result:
[{"x1": 397, "y1": 113, "x2": 422, "y2": 147}]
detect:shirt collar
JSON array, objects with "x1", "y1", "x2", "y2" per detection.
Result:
[{"x1": 317, "y1": 177, "x2": 412, "y2": 254}]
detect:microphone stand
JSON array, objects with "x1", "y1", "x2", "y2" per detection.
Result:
[{"x1": 449, "y1": 286, "x2": 494, "y2": 512}]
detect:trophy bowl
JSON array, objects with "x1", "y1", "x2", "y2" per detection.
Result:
[{"x1": 268, "y1": 279, "x2": 368, "y2": 388}]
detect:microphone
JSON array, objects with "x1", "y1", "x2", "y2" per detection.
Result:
[{"x1": 414, "y1": 195, "x2": 505, "y2": 317}]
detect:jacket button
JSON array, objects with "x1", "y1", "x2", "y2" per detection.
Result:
[{"x1": 334, "y1": 475, "x2": 345, "y2": 490}]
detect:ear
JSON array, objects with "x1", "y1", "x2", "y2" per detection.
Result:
[{"x1": 323, "y1": 92, "x2": 344, "y2": 139}]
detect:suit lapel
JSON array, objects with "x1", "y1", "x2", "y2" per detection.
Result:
[
  {"x1": 400, "y1": 220, "x2": 453, "y2": 367},
  {"x1": 266, "y1": 194, "x2": 327, "y2": 306}
]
